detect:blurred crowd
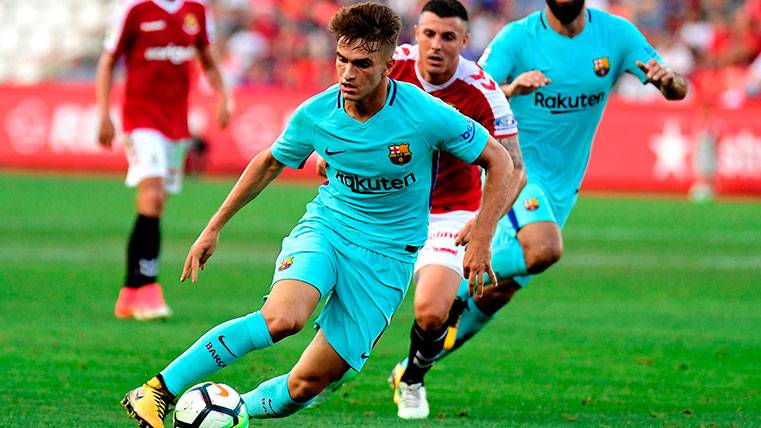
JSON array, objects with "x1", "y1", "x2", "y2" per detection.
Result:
[
  {"x1": 2, "y1": 0, "x2": 761, "y2": 107},
  {"x1": 211, "y1": 0, "x2": 761, "y2": 107}
]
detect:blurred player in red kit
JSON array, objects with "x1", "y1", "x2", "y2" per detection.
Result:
[{"x1": 96, "y1": 0, "x2": 231, "y2": 320}]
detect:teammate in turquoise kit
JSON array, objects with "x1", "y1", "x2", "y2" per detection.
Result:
[
  {"x1": 391, "y1": 0, "x2": 688, "y2": 409},
  {"x1": 119, "y1": 3, "x2": 520, "y2": 427}
]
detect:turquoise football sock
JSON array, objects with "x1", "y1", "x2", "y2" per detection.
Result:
[
  {"x1": 491, "y1": 238, "x2": 529, "y2": 284},
  {"x1": 427, "y1": 240, "x2": 530, "y2": 362},
  {"x1": 242, "y1": 373, "x2": 312, "y2": 418},
  {"x1": 160, "y1": 311, "x2": 273, "y2": 395}
]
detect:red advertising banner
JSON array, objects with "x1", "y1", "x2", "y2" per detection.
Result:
[
  {"x1": 587, "y1": 99, "x2": 761, "y2": 195},
  {"x1": 1, "y1": 83, "x2": 760, "y2": 195}
]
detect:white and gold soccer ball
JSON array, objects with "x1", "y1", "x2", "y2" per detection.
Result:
[{"x1": 173, "y1": 382, "x2": 249, "y2": 428}]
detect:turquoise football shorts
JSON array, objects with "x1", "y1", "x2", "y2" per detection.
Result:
[
  {"x1": 271, "y1": 219, "x2": 413, "y2": 371},
  {"x1": 492, "y1": 181, "x2": 575, "y2": 287}
]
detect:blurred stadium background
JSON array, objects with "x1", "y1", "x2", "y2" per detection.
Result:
[
  {"x1": 1, "y1": 0, "x2": 760, "y2": 427},
  {"x1": 1, "y1": 0, "x2": 761, "y2": 196}
]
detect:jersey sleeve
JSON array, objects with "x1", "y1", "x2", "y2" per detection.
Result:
[
  {"x1": 103, "y1": 2, "x2": 135, "y2": 57},
  {"x1": 270, "y1": 105, "x2": 315, "y2": 169},
  {"x1": 197, "y1": 3, "x2": 214, "y2": 49},
  {"x1": 426, "y1": 97, "x2": 490, "y2": 164},
  {"x1": 479, "y1": 75, "x2": 519, "y2": 138},
  {"x1": 615, "y1": 16, "x2": 664, "y2": 83},
  {"x1": 478, "y1": 24, "x2": 518, "y2": 85}
]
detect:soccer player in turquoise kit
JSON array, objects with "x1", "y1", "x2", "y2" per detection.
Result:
[
  {"x1": 387, "y1": 0, "x2": 688, "y2": 415},
  {"x1": 120, "y1": 3, "x2": 521, "y2": 427}
]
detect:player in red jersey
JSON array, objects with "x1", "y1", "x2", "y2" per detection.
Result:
[
  {"x1": 316, "y1": 0, "x2": 525, "y2": 419},
  {"x1": 96, "y1": 0, "x2": 231, "y2": 320},
  {"x1": 387, "y1": 1, "x2": 524, "y2": 419}
]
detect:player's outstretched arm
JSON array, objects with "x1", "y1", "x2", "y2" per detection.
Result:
[
  {"x1": 636, "y1": 59, "x2": 688, "y2": 101},
  {"x1": 95, "y1": 52, "x2": 117, "y2": 148},
  {"x1": 198, "y1": 45, "x2": 233, "y2": 129},
  {"x1": 497, "y1": 134, "x2": 527, "y2": 209},
  {"x1": 455, "y1": 134, "x2": 526, "y2": 246},
  {"x1": 501, "y1": 70, "x2": 551, "y2": 98},
  {"x1": 180, "y1": 149, "x2": 285, "y2": 283},
  {"x1": 463, "y1": 137, "x2": 513, "y2": 296}
]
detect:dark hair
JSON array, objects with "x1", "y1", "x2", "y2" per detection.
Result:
[
  {"x1": 328, "y1": 2, "x2": 402, "y2": 54},
  {"x1": 421, "y1": 0, "x2": 469, "y2": 22}
]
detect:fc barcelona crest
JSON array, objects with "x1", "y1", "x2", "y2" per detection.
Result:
[
  {"x1": 388, "y1": 144, "x2": 412, "y2": 165},
  {"x1": 593, "y1": 57, "x2": 610, "y2": 77},
  {"x1": 524, "y1": 198, "x2": 540, "y2": 211},
  {"x1": 277, "y1": 257, "x2": 294, "y2": 271}
]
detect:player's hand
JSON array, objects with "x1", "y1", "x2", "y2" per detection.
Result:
[
  {"x1": 216, "y1": 96, "x2": 233, "y2": 129},
  {"x1": 636, "y1": 59, "x2": 675, "y2": 88},
  {"x1": 455, "y1": 217, "x2": 476, "y2": 246},
  {"x1": 462, "y1": 237, "x2": 498, "y2": 297},
  {"x1": 315, "y1": 156, "x2": 328, "y2": 178},
  {"x1": 503, "y1": 70, "x2": 551, "y2": 97},
  {"x1": 180, "y1": 229, "x2": 219, "y2": 284},
  {"x1": 97, "y1": 115, "x2": 116, "y2": 148}
]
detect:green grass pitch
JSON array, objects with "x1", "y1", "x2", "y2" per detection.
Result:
[{"x1": 1, "y1": 172, "x2": 760, "y2": 427}]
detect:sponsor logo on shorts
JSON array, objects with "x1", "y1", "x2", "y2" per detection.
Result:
[
  {"x1": 433, "y1": 247, "x2": 458, "y2": 255},
  {"x1": 593, "y1": 56, "x2": 610, "y2": 77},
  {"x1": 430, "y1": 231, "x2": 457, "y2": 239},
  {"x1": 277, "y1": 257, "x2": 294, "y2": 271},
  {"x1": 388, "y1": 144, "x2": 412, "y2": 165},
  {"x1": 524, "y1": 198, "x2": 540, "y2": 211},
  {"x1": 360, "y1": 352, "x2": 370, "y2": 359}
]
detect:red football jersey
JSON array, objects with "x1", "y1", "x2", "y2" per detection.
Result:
[
  {"x1": 105, "y1": 0, "x2": 213, "y2": 140},
  {"x1": 390, "y1": 44, "x2": 518, "y2": 214}
]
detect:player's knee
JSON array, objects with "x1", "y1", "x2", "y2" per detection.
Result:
[
  {"x1": 524, "y1": 241, "x2": 563, "y2": 273},
  {"x1": 263, "y1": 313, "x2": 306, "y2": 341},
  {"x1": 414, "y1": 303, "x2": 449, "y2": 331},
  {"x1": 476, "y1": 282, "x2": 520, "y2": 314},
  {"x1": 137, "y1": 188, "x2": 166, "y2": 217}
]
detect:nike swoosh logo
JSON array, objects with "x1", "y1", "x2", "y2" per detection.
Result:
[
  {"x1": 218, "y1": 335, "x2": 239, "y2": 358},
  {"x1": 360, "y1": 352, "x2": 370, "y2": 359},
  {"x1": 135, "y1": 390, "x2": 145, "y2": 400},
  {"x1": 324, "y1": 148, "x2": 346, "y2": 156},
  {"x1": 211, "y1": 382, "x2": 230, "y2": 397}
]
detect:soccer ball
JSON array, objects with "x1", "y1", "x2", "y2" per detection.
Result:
[{"x1": 173, "y1": 382, "x2": 249, "y2": 428}]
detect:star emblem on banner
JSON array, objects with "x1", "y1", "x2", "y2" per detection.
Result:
[{"x1": 650, "y1": 119, "x2": 691, "y2": 180}]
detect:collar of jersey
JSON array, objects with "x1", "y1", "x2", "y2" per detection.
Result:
[
  {"x1": 152, "y1": 0, "x2": 185, "y2": 14},
  {"x1": 414, "y1": 55, "x2": 462, "y2": 93},
  {"x1": 540, "y1": 8, "x2": 592, "y2": 40},
  {"x1": 336, "y1": 78, "x2": 398, "y2": 127}
]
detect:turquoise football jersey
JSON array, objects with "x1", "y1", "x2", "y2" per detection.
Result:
[
  {"x1": 479, "y1": 8, "x2": 663, "y2": 204},
  {"x1": 271, "y1": 79, "x2": 489, "y2": 262}
]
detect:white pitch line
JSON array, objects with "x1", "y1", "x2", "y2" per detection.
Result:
[
  {"x1": 0, "y1": 247, "x2": 279, "y2": 265},
  {"x1": 566, "y1": 225, "x2": 761, "y2": 246},
  {"x1": 4, "y1": 222, "x2": 761, "y2": 247},
  {"x1": 0, "y1": 246, "x2": 759, "y2": 271},
  {"x1": 562, "y1": 252, "x2": 761, "y2": 270}
]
